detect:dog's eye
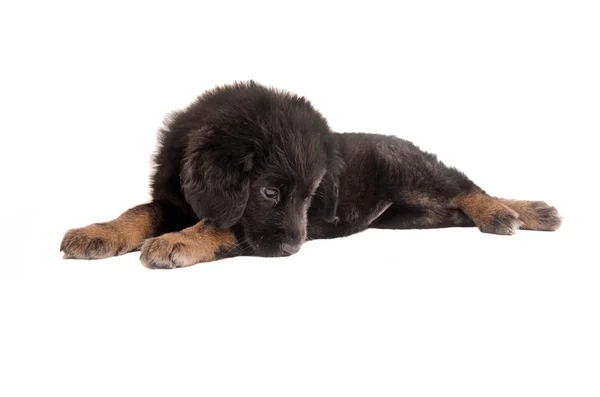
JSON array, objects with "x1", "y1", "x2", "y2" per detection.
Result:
[{"x1": 261, "y1": 187, "x2": 280, "y2": 203}]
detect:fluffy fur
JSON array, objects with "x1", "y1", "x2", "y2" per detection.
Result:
[{"x1": 60, "y1": 81, "x2": 562, "y2": 268}]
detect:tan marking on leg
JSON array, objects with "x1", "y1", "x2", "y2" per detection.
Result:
[
  {"x1": 140, "y1": 221, "x2": 237, "y2": 269},
  {"x1": 498, "y1": 199, "x2": 562, "y2": 231},
  {"x1": 61, "y1": 204, "x2": 159, "y2": 259},
  {"x1": 453, "y1": 191, "x2": 523, "y2": 235}
]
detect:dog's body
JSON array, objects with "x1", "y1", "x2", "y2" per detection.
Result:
[{"x1": 61, "y1": 81, "x2": 562, "y2": 268}]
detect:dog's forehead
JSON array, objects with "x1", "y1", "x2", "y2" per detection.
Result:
[
  {"x1": 254, "y1": 112, "x2": 330, "y2": 183},
  {"x1": 278, "y1": 140, "x2": 326, "y2": 169},
  {"x1": 260, "y1": 143, "x2": 327, "y2": 186}
]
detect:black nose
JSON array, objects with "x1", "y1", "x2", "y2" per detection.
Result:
[{"x1": 280, "y1": 243, "x2": 300, "y2": 256}]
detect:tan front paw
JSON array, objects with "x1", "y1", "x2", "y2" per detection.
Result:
[
  {"x1": 140, "y1": 234, "x2": 211, "y2": 269},
  {"x1": 61, "y1": 224, "x2": 127, "y2": 259}
]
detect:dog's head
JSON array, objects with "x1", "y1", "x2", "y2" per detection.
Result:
[{"x1": 181, "y1": 82, "x2": 341, "y2": 257}]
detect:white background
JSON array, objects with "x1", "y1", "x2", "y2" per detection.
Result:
[{"x1": 1, "y1": 0, "x2": 598, "y2": 396}]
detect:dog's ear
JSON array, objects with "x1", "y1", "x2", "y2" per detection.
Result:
[
  {"x1": 318, "y1": 154, "x2": 344, "y2": 223},
  {"x1": 181, "y1": 130, "x2": 254, "y2": 228}
]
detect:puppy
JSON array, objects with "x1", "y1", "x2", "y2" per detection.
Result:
[{"x1": 61, "y1": 81, "x2": 562, "y2": 269}]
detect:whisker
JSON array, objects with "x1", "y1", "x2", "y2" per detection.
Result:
[{"x1": 222, "y1": 236, "x2": 251, "y2": 257}]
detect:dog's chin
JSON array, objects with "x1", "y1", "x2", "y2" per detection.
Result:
[
  {"x1": 256, "y1": 250, "x2": 287, "y2": 258},
  {"x1": 244, "y1": 236, "x2": 289, "y2": 257},
  {"x1": 251, "y1": 243, "x2": 287, "y2": 258}
]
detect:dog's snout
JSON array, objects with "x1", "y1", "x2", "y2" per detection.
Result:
[{"x1": 280, "y1": 243, "x2": 301, "y2": 256}]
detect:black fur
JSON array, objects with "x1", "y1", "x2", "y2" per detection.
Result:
[
  {"x1": 151, "y1": 81, "x2": 338, "y2": 256},
  {"x1": 150, "y1": 81, "x2": 482, "y2": 258}
]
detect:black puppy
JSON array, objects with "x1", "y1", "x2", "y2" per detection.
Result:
[{"x1": 61, "y1": 81, "x2": 562, "y2": 268}]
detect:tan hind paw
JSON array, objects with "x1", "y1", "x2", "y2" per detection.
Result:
[{"x1": 499, "y1": 200, "x2": 562, "y2": 231}]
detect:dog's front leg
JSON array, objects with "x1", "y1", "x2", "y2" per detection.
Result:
[
  {"x1": 140, "y1": 221, "x2": 239, "y2": 269},
  {"x1": 61, "y1": 202, "x2": 167, "y2": 259}
]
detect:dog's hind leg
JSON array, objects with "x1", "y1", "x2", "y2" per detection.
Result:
[
  {"x1": 495, "y1": 198, "x2": 562, "y2": 231},
  {"x1": 60, "y1": 200, "x2": 194, "y2": 260},
  {"x1": 370, "y1": 203, "x2": 475, "y2": 230},
  {"x1": 451, "y1": 191, "x2": 562, "y2": 234},
  {"x1": 451, "y1": 190, "x2": 525, "y2": 235},
  {"x1": 375, "y1": 190, "x2": 562, "y2": 234},
  {"x1": 373, "y1": 138, "x2": 562, "y2": 234}
]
